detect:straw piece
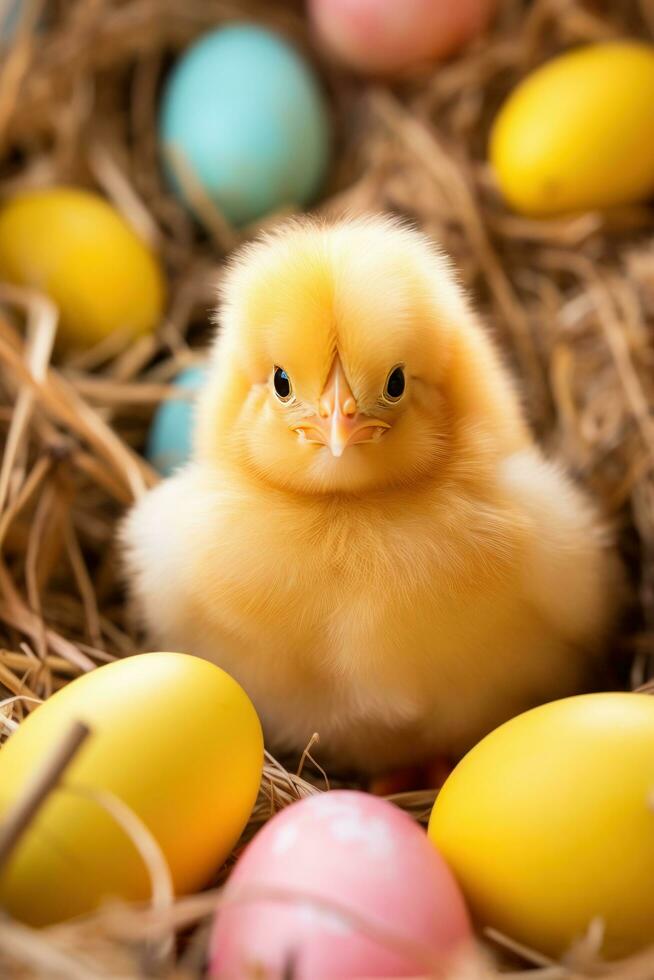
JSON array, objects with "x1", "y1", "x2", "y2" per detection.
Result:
[{"x1": 0, "y1": 720, "x2": 91, "y2": 871}]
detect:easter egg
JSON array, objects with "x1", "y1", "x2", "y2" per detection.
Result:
[
  {"x1": 147, "y1": 364, "x2": 207, "y2": 476},
  {"x1": 1, "y1": 1, "x2": 24, "y2": 41},
  {"x1": 0, "y1": 188, "x2": 165, "y2": 350},
  {"x1": 0, "y1": 652, "x2": 263, "y2": 926},
  {"x1": 211, "y1": 790, "x2": 471, "y2": 978},
  {"x1": 159, "y1": 24, "x2": 330, "y2": 227},
  {"x1": 308, "y1": 0, "x2": 497, "y2": 75},
  {"x1": 429, "y1": 693, "x2": 654, "y2": 959},
  {"x1": 490, "y1": 42, "x2": 654, "y2": 216},
  {"x1": 0, "y1": 1, "x2": 48, "y2": 42}
]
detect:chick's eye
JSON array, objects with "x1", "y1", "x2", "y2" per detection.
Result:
[
  {"x1": 273, "y1": 366, "x2": 293, "y2": 402},
  {"x1": 384, "y1": 365, "x2": 405, "y2": 402}
]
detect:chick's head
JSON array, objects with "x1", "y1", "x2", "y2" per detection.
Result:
[{"x1": 198, "y1": 216, "x2": 475, "y2": 495}]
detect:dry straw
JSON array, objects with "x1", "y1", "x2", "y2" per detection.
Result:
[{"x1": 0, "y1": 0, "x2": 653, "y2": 975}]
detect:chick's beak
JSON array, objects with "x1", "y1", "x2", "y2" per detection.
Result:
[{"x1": 292, "y1": 355, "x2": 390, "y2": 457}]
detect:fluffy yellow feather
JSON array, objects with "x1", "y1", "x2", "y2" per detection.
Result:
[{"x1": 122, "y1": 216, "x2": 621, "y2": 773}]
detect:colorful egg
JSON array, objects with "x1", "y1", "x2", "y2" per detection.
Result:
[
  {"x1": 159, "y1": 24, "x2": 330, "y2": 227},
  {"x1": 0, "y1": 188, "x2": 165, "y2": 350},
  {"x1": 211, "y1": 790, "x2": 471, "y2": 978},
  {"x1": 429, "y1": 693, "x2": 654, "y2": 959},
  {"x1": 1, "y1": 1, "x2": 25, "y2": 41},
  {"x1": 0, "y1": 1, "x2": 47, "y2": 42},
  {"x1": 0, "y1": 652, "x2": 263, "y2": 926},
  {"x1": 308, "y1": 0, "x2": 497, "y2": 75},
  {"x1": 147, "y1": 364, "x2": 207, "y2": 476},
  {"x1": 490, "y1": 41, "x2": 654, "y2": 216}
]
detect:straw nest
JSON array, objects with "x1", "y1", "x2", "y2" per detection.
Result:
[{"x1": 1, "y1": 0, "x2": 654, "y2": 976}]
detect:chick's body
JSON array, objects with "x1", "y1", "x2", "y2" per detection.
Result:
[{"x1": 123, "y1": 217, "x2": 620, "y2": 773}]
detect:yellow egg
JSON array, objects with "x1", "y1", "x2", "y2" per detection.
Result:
[
  {"x1": 490, "y1": 42, "x2": 654, "y2": 216},
  {"x1": 0, "y1": 188, "x2": 165, "y2": 349},
  {"x1": 429, "y1": 693, "x2": 654, "y2": 959},
  {"x1": 0, "y1": 652, "x2": 263, "y2": 926}
]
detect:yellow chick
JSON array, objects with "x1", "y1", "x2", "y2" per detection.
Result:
[{"x1": 122, "y1": 216, "x2": 621, "y2": 774}]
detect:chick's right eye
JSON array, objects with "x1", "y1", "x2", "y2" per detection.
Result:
[{"x1": 273, "y1": 366, "x2": 292, "y2": 402}]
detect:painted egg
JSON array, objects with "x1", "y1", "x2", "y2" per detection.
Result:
[
  {"x1": 0, "y1": 188, "x2": 165, "y2": 350},
  {"x1": 490, "y1": 41, "x2": 654, "y2": 216},
  {"x1": 308, "y1": 0, "x2": 497, "y2": 75},
  {"x1": 429, "y1": 693, "x2": 654, "y2": 959},
  {"x1": 0, "y1": 652, "x2": 263, "y2": 926},
  {"x1": 147, "y1": 364, "x2": 207, "y2": 476},
  {"x1": 159, "y1": 23, "x2": 330, "y2": 227},
  {"x1": 1, "y1": 1, "x2": 25, "y2": 41},
  {"x1": 0, "y1": 1, "x2": 48, "y2": 42},
  {"x1": 211, "y1": 790, "x2": 471, "y2": 978}
]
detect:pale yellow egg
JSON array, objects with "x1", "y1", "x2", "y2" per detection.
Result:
[
  {"x1": 0, "y1": 187, "x2": 165, "y2": 349},
  {"x1": 0, "y1": 652, "x2": 263, "y2": 926},
  {"x1": 490, "y1": 42, "x2": 654, "y2": 216},
  {"x1": 429, "y1": 693, "x2": 654, "y2": 959}
]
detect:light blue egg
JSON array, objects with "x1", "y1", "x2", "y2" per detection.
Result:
[
  {"x1": 1, "y1": 1, "x2": 42, "y2": 41},
  {"x1": 159, "y1": 23, "x2": 330, "y2": 227},
  {"x1": 147, "y1": 365, "x2": 207, "y2": 477},
  {"x1": 1, "y1": 1, "x2": 20, "y2": 40}
]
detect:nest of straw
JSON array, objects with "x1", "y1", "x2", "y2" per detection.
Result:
[{"x1": 1, "y1": 0, "x2": 654, "y2": 975}]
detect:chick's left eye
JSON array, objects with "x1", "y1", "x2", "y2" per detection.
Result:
[
  {"x1": 273, "y1": 366, "x2": 292, "y2": 402},
  {"x1": 384, "y1": 365, "x2": 405, "y2": 401}
]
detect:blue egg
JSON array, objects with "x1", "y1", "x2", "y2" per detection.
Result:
[
  {"x1": 1, "y1": 1, "x2": 43, "y2": 41},
  {"x1": 1, "y1": 2, "x2": 20, "y2": 40},
  {"x1": 159, "y1": 23, "x2": 330, "y2": 227},
  {"x1": 147, "y1": 365, "x2": 207, "y2": 477}
]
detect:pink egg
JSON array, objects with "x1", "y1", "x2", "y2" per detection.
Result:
[
  {"x1": 210, "y1": 790, "x2": 471, "y2": 979},
  {"x1": 308, "y1": 0, "x2": 497, "y2": 75}
]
